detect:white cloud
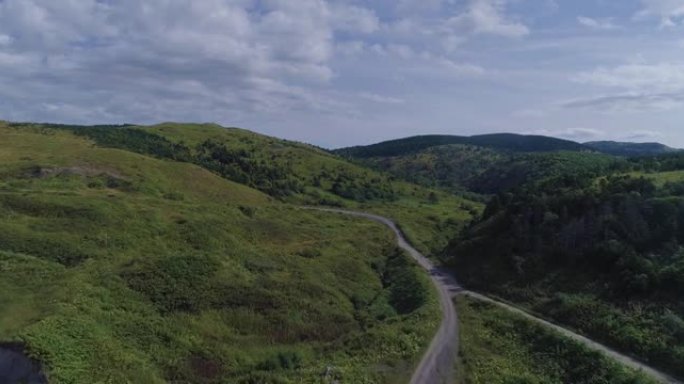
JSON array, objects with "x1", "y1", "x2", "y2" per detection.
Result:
[
  {"x1": 358, "y1": 92, "x2": 405, "y2": 104},
  {"x1": 577, "y1": 16, "x2": 619, "y2": 30},
  {"x1": 636, "y1": 0, "x2": 684, "y2": 28},
  {"x1": 448, "y1": 0, "x2": 530, "y2": 38},
  {"x1": 624, "y1": 130, "x2": 664, "y2": 141},
  {"x1": 562, "y1": 92, "x2": 684, "y2": 112},
  {"x1": 530, "y1": 127, "x2": 603, "y2": 141},
  {"x1": 575, "y1": 63, "x2": 684, "y2": 92},
  {"x1": 329, "y1": 3, "x2": 380, "y2": 34}
]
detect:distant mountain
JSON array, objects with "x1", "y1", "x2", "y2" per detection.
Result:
[
  {"x1": 584, "y1": 141, "x2": 681, "y2": 157},
  {"x1": 335, "y1": 133, "x2": 589, "y2": 158}
]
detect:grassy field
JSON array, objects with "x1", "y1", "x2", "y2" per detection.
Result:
[
  {"x1": 455, "y1": 295, "x2": 659, "y2": 384},
  {"x1": 0, "y1": 123, "x2": 442, "y2": 383}
]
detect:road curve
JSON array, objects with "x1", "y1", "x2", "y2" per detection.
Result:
[
  {"x1": 306, "y1": 207, "x2": 683, "y2": 384},
  {"x1": 305, "y1": 208, "x2": 460, "y2": 384}
]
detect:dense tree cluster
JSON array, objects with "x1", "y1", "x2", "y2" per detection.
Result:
[{"x1": 449, "y1": 174, "x2": 684, "y2": 377}]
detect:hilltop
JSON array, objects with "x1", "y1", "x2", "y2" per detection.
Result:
[{"x1": 335, "y1": 133, "x2": 588, "y2": 158}]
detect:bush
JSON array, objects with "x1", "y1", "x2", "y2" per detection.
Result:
[{"x1": 121, "y1": 254, "x2": 220, "y2": 313}]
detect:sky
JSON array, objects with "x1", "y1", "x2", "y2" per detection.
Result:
[{"x1": 0, "y1": 0, "x2": 684, "y2": 148}]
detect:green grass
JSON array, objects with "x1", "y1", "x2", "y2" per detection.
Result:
[
  {"x1": 0, "y1": 123, "x2": 442, "y2": 383},
  {"x1": 455, "y1": 295, "x2": 659, "y2": 384},
  {"x1": 142, "y1": 123, "x2": 483, "y2": 256},
  {"x1": 630, "y1": 170, "x2": 684, "y2": 186}
]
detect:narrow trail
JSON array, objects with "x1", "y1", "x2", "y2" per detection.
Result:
[{"x1": 306, "y1": 207, "x2": 683, "y2": 384}]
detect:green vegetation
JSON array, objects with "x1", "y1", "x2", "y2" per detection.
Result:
[
  {"x1": 456, "y1": 296, "x2": 659, "y2": 384},
  {"x1": 336, "y1": 133, "x2": 588, "y2": 159},
  {"x1": 0, "y1": 123, "x2": 442, "y2": 383},
  {"x1": 31, "y1": 122, "x2": 479, "y2": 257},
  {"x1": 449, "y1": 171, "x2": 684, "y2": 379},
  {"x1": 5, "y1": 120, "x2": 682, "y2": 383},
  {"x1": 345, "y1": 142, "x2": 623, "y2": 195},
  {"x1": 585, "y1": 141, "x2": 681, "y2": 157}
]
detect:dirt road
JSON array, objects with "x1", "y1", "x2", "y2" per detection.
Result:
[{"x1": 308, "y1": 208, "x2": 460, "y2": 384}]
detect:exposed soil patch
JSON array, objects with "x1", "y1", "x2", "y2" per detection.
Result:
[{"x1": 0, "y1": 343, "x2": 47, "y2": 384}]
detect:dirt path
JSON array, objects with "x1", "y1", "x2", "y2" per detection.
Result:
[
  {"x1": 307, "y1": 208, "x2": 460, "y2": 384},
  {"x1": 307, "y1": 207, "x2": 682, "y2": 384}
]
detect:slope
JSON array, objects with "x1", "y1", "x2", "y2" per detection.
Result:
[{"x1": 0, "y1": 123, "x2": 442, "y2": 383}]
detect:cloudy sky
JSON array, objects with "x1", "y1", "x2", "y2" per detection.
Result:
[{"x1": 1, "y1": 0, "x2": 683, "y2": 148}]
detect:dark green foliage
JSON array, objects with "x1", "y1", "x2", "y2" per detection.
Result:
[
  {"x1": 585, "y1": 141, "x2": 681, "y2": 157},
  {"x1": 469, "y1": 151, "x2": 627, "y2": 194},
  {"x1": 121, "y1": 254, "x2": 221, "y2": 313},
  {"x1": 336, "y1": 133, "x2": 588, "y2": 158},
  {"x1": 256, "y1": 351, "x2": 303, "y2": 371},
  {"x1": 340, "y1": 140, "x2": 625, "y2": 195},
  {"x1": 382, "y1": 249, "x2": 429, "y2": 314},
  {"x1": 457, "y1": 297, "x2": 659, "y2": 384},
  {"x1": 449, "y1": 175, "x2": 684, "y2": 378},
  {"x1": 56, "y1": 124, "x2": 194, "y2": 162},
  {"x1": 195, "y1": 139, "x2": 303, "y2": 197},
  {"x1": 329, "y1": 172, "x2": 396, "y2": 201}
]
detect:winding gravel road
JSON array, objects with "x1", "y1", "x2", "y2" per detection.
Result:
[
  {"x1": 307, "y1": 208, "x2": 461, "y2": 384},
  {"x1": 307, "y1": 207, "x2": 682, "y2": 384}
]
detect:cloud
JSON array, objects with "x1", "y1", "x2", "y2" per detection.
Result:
[
  {"x1": 575, "y1": 63, "x2": 684, "y2": 91},
  {"x1": 562, "y1": 92, "x2": 684, "y2": 112},
  {"x1": 329, "y1": 3, "x2": 380, "y2": 34},
  {"x1": 448, "y1": 0, "x2": 530, "y2": 38},
  {"x1": 577, "y1": 16, "x2": 619, "y2": 30},
  {"x1": 636, "y1": 0, "x2": 684, "y2": 28},
  {"x1": 358, "y1": 92, "x2": 405, "y2": 104},
  {"x1": 570, "y1": 63, "x2": 684, "y2": 111},
  {"x1": 530, "y1": 127, "x2": 603, "y2": 141},
  {"x1": 0, "y1": 0, "x2": 377, "y2": 124},
  {"x1": 623, "y1": 130, "x2": 664, "y2": 141}
]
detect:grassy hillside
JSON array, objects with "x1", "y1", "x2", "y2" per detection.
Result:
[
  {"x1": 0, "y1": 123, "x2": 442, "y2": 383},
  {"x1": 455, "y1": 296, "x2": 658, "y2": 384},
  {"x1": 1, "y1": 122, "x2": 480, "y2": 258},
  {"x1": 132, "y1": 122, "x2": 480, "y2": 256}
]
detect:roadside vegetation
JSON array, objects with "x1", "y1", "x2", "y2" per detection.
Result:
[
  {"x1": 450, "y1": 171, "x2": 684, "y2": 379},
  {"x1": 455, "y1": 295, "x2": 659, "y2": 384}
]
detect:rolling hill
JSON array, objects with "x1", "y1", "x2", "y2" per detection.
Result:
[
  {"x1": 335, "y1": 133, "x2": 589, "y2": 158},
  {"x1": 0, "y1": 122, "x2": 468, "y2": 383},
  {"x1": 585, "y1": 141, "x2": 682, "y2": 157},
  {"x1": 336, "y1": 133, "x2": 626, "y2": 195},
  {"x1": 29, "y1": 122, "x2": 480, "y2": 256}
]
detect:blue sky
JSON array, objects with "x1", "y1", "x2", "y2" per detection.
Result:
[{"x1": 0, "y1": 0, "x2": 683, "y2": 148}]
